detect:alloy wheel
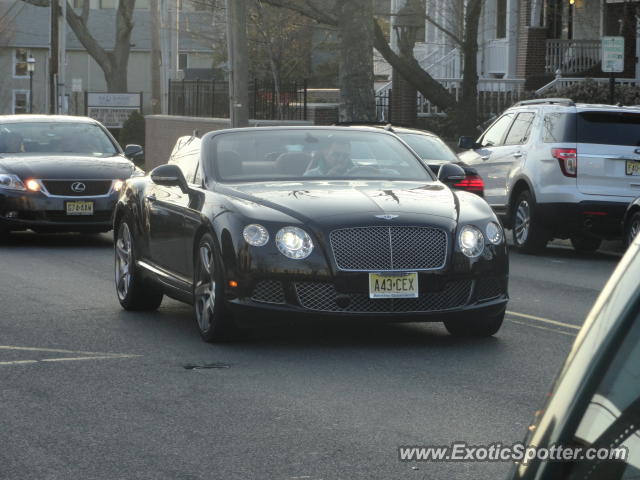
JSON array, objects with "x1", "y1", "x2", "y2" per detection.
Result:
[
  {"x1": 514, "y1": 200, "x2": 531, "y2": 246},
  {"x1": 194, "y1": 243, "x2": 216, "y2": 333},
  {"x1": 115, "y1": 223, "x2": 133, "y2": 301},
  {"x1": 630, "y1": 218, "x2": 640, "y2": 245}
]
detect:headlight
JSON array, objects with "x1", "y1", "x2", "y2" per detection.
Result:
[
  {"x1": 485, "y1": 221, "x2": 503, "y2": 244},
  {"x1": 243, "y1": 224, "x2": 269, "y2": 246},
  {"x1": 458, "y1": 225, "x2": 484, "y2": 257},
  {"x1": 276, "y1": 226, "x2": 314, "y2": 259},
  {"x1": 0, "y1": 174, "x2": 26, "y2": 191},
  {"x1": 113, "y1": 179, "x2": 125, "y2": 192}
]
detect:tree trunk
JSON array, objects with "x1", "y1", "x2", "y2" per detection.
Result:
[
  {"x1": 337, "y1": 0, "x2": 376, "y2": 122},
  {"x1": 457, "y1": 0, "x2": 483, "y2": 136}
]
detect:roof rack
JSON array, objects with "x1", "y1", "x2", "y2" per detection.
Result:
[{"x1": 514, "y1": 98, "x2": 575, "y2": 107}]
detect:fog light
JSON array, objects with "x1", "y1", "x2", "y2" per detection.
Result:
[{"x1": 5, "y1": 211, "x2": 18, "y2": 219}]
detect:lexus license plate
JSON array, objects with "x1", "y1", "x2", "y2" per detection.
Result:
[
  {"x1": 66, "y1": 201, "x2": 94, "y2": 216},
  {"x1": 369, "y1": 272, "x2": 418, "y2": 299},
  {"x1": 626, "y1": 159, "x2": 640, "y2": 176}
]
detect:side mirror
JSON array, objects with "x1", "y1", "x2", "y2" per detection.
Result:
[
  {"x1": 458, "y1": 136, "x2": 477, "y2": 150},
  {"x1": 150, "y1": 164, "x2": 189, "y2": 193},
  {"x1": 438, "y1": 163, "x2": 466, "y2": 187},
  {"x1": 124, "y1": 144, "x2": 144, "y2": 159}
]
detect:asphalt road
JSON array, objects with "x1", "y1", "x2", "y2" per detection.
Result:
[{"x1": 0, "y1": 232, "x2": 622, "y2": 480}]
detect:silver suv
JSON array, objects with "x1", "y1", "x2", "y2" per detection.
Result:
[{"x1": 458, "y1": 99, "x2": 640, "y2": 253}]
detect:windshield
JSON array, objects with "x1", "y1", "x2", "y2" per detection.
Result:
[
  {"x1": 397, "y1": 133, "x2": 458, "y2": 162},
  {"x1": 0, "y1": 122, "x2": 119, "y2": 157},
  {"x1": 208, "y1": 129, "x2": 435, "y2": 182}
]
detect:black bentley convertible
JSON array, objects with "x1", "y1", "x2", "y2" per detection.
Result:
[{"x1": 113, "y1": 127, "x2": 508, "y2": 342}]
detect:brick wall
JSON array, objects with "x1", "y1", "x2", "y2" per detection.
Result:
[
  {"x1": 516, "y1": 0, "x2": 548, "y2": 79},
  {"x1": 390, "y1": 70, "x2": 417, "y2": 127}
]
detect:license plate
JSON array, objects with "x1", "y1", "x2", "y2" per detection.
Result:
[
  {"x1": 369, "y1": 272, "x2": 418, "y2": 299},
  {"x1": 66, "y1": 201, "x2": 94, "y2": 216},
  {"x1": 626, "y1": 159, "x2": 640, "y2": 176}
]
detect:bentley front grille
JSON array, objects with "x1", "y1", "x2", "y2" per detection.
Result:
[
  {"x1": 329, "y1": 226, "x2": 447, "y2": 271},
  {"x1": 251, "y1": 280, "x2": 286, "y2": 304},
  {"x1": 295, "y1": 280, "x2": 471, "y2": 313}
]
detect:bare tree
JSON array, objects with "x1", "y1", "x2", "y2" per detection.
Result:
[{"x1": 21, "y1": 0, "x2": 136, "y2": 92}]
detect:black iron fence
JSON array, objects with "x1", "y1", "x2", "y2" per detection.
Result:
[{"x1": 168, "y1": 79, "x2": 308, "y2": 120}]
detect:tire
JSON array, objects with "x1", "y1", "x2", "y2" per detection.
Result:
[
  {"x1": 570, "y1": 235, "x2": 602, "y2": 254},
  {"x1": 627, "y1": 212, "x2": 640, "y2": 247},
  {"x1": 444, "y1": 307, "x2": 505, "y2": 337},
  {"x1": 193, "y1": 233, "x2": 236, "y2": 342},
  {"x1": 511, "y1": 190, "x2": 548, "y2": 253},
  {"x1": 114, "y1": 218, "x2": 163, "y2": 311}
]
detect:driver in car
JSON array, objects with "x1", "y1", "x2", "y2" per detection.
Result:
[{"x1": 304, "y1": 137, "x2": 353, "y2": 176}]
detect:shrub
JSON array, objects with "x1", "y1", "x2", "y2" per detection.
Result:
[
  {"x1": 119, "y1": 110, "x2": 145, "y2": 148},
  {"x1": 540, "y1": 78, "x2": 640, "y2": 105}
]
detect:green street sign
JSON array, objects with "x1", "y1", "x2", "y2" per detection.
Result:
[{"x1": 602, "y1": 36, "x2": 625, "y2": 73}]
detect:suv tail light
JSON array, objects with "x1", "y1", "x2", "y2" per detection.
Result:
[
  {"x1": 454, "y1": 174, "x2": 485, "y2": 196},
  {"x1": 552, "y1": 148, "x2": 577, "y2": 177}
]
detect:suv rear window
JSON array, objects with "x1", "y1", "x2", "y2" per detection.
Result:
[{"x1": 577, "y1": 111, "x2": 640, "y2": 146}]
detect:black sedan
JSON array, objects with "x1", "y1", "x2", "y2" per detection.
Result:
[
  {"x1": 0, "y1": 115, "x2": 143, "y2": 238},
  {"x1": 113, "y1": 126, "x2": 508, "y2": 342}
]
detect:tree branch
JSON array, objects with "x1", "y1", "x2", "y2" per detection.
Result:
[
  {"x1": 259, "y1": 0, "x2": 337, "y2": 26},
  {"x1": 372, "y1": 18, "x2": 456, "y2": 112}
]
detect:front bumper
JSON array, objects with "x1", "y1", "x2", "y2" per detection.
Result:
[
  {"x1": 0, "y1": 188, "x2": 118, "y2": 232},
  {"x1": 227, "y1": 274, "x2": 508, "y2": 322},
  {"x1": 224, "y1": 245, "x2": 509, "y2": 322},
  {"x1": 537, "y1": 201, "x2": 629, "y2": 239}
]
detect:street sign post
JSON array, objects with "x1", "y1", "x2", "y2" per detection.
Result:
[{"x1": 602, "y1": 36, "x2": 624, "y2": 105}]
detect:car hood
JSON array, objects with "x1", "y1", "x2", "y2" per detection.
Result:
[
  {"x1": 219, "y1": 180, "x2": 459, "y2": 224},
  {"x1": 0, "y1": 154, "x2": 135, "y2": 179}
]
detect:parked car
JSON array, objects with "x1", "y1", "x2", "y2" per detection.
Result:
[
  {"x1": 458, "y1": 99, "x2": 640, "y2": 253},
  {"x1": 113, "y1": 126, "x2": 508, "y2": 342},
  {"x1": 508, "y1": 233, "x2": 640, "y2": 479},
  {"x1": 342, "y1": 124, "x2": 484, "y2": 196},
  {"x1": 0, "y1": 115, "x2": 144, "y2": 238},
  {"x1": 624, "y1": 197, "x2": 640, "y2": 247}
]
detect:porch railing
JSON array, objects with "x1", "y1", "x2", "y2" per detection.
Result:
[
  {"x1": 416, "y1": 78, "x2": 525, "y2": 121},
  {"x1": 546, "y1": 39, "x2": 601, "y2": 75},
  {"x1": 536, "y1": 75, "x2": 637, "y2": 96}
]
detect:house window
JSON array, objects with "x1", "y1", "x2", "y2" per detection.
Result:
[
  {"x1": 100, "y1": 0, "x2": 117, "y2": 8},
  {"x1": 496, "y1": 0, "x2": 507, "y2": 39},
  {"x1": 178, "y1": 53, "x2": 188, "y2": 70},
  {"x1": 135, "y1": 0, "x2": 150, "y2": 9},
  {"x1": 73, "y1": 0, "x2": 84, "y2": 8},
  {"x1": 13, "y1": 90, "x2": 29, "y2": 114},
  {"x1": 14, "y1": 49, "x2": 28, "y2": 77}
]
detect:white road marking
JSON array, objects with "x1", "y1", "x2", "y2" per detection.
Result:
[
  {"x1": 0, "y1": 345, "x2": 140, "y2": 366},
  {"x1": 41, "y1": 355, "x2": 138, "y2": 363},
  {"x1": 507, "y1": 319, "x2": 576, "y2": 337},
  {"x1": 0, "y1": 360, "x2": 39, "y2": 366},
  {"x1": 506, "y1": 311, "x2": 581, "y2": 331},
  {"x1": 0, "y1": 345, "x2": 117, "y2": 355}
]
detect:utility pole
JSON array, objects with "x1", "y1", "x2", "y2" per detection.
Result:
[
  {"x1": 49, "y1": 0, "x2": 58, "y2": 114},
  {"x1": 150, "y1": 0, "x2": 163, "y2": 114},
  {"x1": 226, "y1": 0, "x2": 249, "y2": 127},
  {"x1": 59, "y1": 0, "x2": 67, "y2": 114}
]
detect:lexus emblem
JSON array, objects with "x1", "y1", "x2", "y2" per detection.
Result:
[
  {"x1": 71, "y1": 182, "x2": 86, "y2": 193},
  {"x1": 375, "y1": 214, "x2": 399, "y2": 220}
]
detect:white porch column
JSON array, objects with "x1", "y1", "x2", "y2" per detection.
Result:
[{"x1": 504, "y1": 0, "x2": 519, "y2": 78}]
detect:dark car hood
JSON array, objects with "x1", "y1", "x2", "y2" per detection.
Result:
[
  {"x1": 0, "y1": 154, "x2": 134, "y2": 179},
  {"x1": 219, "y1": 180, "x2": 459, "y2": 223}
]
